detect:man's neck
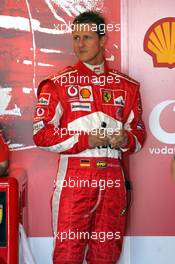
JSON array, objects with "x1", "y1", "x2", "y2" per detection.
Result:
[{"x1": 83, "y1": 61, "x2": 105, "y2": 75}]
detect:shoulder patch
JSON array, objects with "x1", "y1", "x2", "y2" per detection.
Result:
[
  {"x1": 109, "y1": 69, "x2": 139, "y2": 85},
  {"x1": 37, "y1": 79, "x2": 54, "y2": 96},
  {"x1": 37, "y1": 65, "x2": 79, "y2": 95}
]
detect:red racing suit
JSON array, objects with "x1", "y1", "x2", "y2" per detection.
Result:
[{"x1": 33, "y1": 61, "x2": 146, "y2": 264}]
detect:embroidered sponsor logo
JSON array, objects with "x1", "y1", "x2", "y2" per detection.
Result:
[
  {"x1": 38, "y1": 93, "x2": 51, "y2": 105},
  {"x1": 71, "y1": 102, "x2": 91, "y2": 112},
  {"x1": 67, "y1": 85, "x2": 79, "y2": 97},
  {"x1": 101, "y1": 89, "x2": 126, "y2": 106},
  {"x1": 34, "y1": 107, "x2": 48, "y2": 121},
  {"x1": 36, "y1": 107, "x2": 45, "y2": 117},
  {"x1": 33, "y1": 121, "x2": 45, "y2": 134},
  {"x1": 80, "y1": 88, "x2": 91, "y2": 98},
  {"x1": 101, "y1": 89, "x2": 114, "y2": 104},
  {"x1": 114, "y1": 96, "x2": 125, "y2": 106},
  {"x1": 96, "y1": 161, "x2": 107, "y2": 168},
  {"x1": 79, "y1": 86, "x2": 93, "y2": 101},
  {"x1": 102, "y1": 91, "x2": 112, "y2": 103}
]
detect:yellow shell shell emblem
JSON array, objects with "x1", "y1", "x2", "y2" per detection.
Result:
[
  {"x1": 80, "y1": 88, "x2": 91, "y2": 99},
  {"x1": 144, "y1": 17, "x2": 175, "y2": 68}
]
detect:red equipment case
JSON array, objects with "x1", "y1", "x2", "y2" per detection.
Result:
[{"x1": 0, "y1": 168, "x2": 27, "y2": 264}]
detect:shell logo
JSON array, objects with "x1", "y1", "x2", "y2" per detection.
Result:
[
  {"x1": 144, "y1": 17, "x2": 175, "y2": 68},
  {"x1": 80, "y1": 88, "x2": 91, "y2": 99}
]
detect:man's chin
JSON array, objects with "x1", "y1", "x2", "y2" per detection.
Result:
[
  {"x1": 78, "y1": 56, "x2": 89, "y2": 63},
  {"x1": 78, "y1": 57, "x2": 96, "y2": 65}
]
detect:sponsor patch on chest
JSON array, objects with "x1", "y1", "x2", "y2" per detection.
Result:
[
  {"x1": 96, "y1": 161, "x2": 107, "y2": 168},
  {"x1": 79, "y1": 86, "x2": 93, "y2": 101},
  {"x1": 71, "y1": 102, "x2": 91, "y2": 112},
  {"x1": 66, "y1": 85, "x2": 94, "y2": 102},
  {"x1": 101, "y1": 88, "x2": 126, "y2": 106},
  {"x1": 67, "y1": 85, "x2": 79, "y2": 97}
]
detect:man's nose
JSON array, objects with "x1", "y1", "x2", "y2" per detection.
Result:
[{"x1": 78, "y1": 38, "x2": 85, "y2": 48}]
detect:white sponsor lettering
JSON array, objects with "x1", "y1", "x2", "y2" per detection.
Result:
[
  {"x1": 149, "y1": 146, "x2": 175, "y2": 155},
  {"x1": 71, "y1": 102, "x2": 91, "y2": 112},
  {"x1": 33, "y1": 121, "x2": 45, "y2": 135}
]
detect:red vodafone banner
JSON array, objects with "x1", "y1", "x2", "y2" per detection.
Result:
[{"x1": 0, "y1": 0, "x2": 121, "y2": 237}]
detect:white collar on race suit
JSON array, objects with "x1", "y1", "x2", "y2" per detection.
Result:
[{"x1": 83, "y1": 62, "x2": 105, "y2": 75}]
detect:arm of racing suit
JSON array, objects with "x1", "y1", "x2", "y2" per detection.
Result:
[
  {"x1": 120, "y1": 86, "x2": 146, "y2": 154},
  {"x1": 33, "y1": 80, "x2": 89, "y2": 154}
]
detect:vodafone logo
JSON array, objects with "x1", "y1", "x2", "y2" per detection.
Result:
[
  {"x1": 68, "y1": 86, "x2": 78, "y2": 97},
  {"x1": 149, "y1": 100, "x2": 175, "y2": 144},
  {"x1": 36, "y1": 107, "x2": 45, "y2": 117}
]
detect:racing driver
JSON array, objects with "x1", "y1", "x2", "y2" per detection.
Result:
[{"x1": 33, "y1": 11, "x2": 146, "y2": 264}]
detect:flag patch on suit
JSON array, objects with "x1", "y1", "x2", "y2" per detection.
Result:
[{"x1": 80, "y1": 160, "x2": 90, "y2": 167}]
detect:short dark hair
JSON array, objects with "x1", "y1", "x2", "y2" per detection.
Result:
[{"x1": 73, "y1": 11, "x2": 106, "y2": 37}]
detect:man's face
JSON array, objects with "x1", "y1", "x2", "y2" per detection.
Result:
[{"x1": 72, "y1": 23, "x2": 105, "y2": 65}]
